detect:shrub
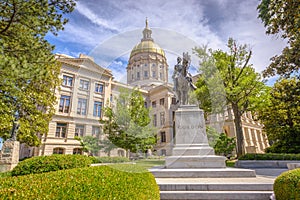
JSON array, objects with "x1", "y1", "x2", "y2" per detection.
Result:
[
  {"x1": 238, "y1": 153, "x2": 300, "y2": 160},
  {"x1": 92, "y1": 156, "x2": 130, "y2": 163},
  {"x1": 274, "y1": 168, "x2": 300, "y2": 200},
  {"x1": 0, "y1": 165, "x2": 160, "y2": 200},
  {"x1": 214, "y1": 133, "x2": 236, "y2": 158},
  {"x1": 11, "y1": 154, "x2": 93, "y2": 176}
]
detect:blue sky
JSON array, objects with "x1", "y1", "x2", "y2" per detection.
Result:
[{"x1": 46, "y1": 0, "x2": 286, "y2": 84}]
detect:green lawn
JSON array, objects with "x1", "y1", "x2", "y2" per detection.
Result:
[{"x1": 135, "y1": 158, "x2": 165, "y2": 169}]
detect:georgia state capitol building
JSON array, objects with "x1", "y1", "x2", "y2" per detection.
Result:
[{"x1": 19, "y1": 20, "x2": 269, "y2": 159}]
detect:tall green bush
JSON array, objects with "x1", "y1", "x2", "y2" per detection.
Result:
[
  {"x1": 11, "y1": 154, "x2": 92, "y2": 176},
  {"x1": 0, "y1": 165, "x2": 160, "y2": 200},
  {"x1": 214, "y1": 133, "x2": 236, "y2": 158},
  {"x1": 274, "y1": 168, "x2": 300, "y2": 200}
]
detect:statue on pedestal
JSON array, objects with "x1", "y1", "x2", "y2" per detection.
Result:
[{"x1": 172, "y1": 52, "x2": 196, "y2": 105}]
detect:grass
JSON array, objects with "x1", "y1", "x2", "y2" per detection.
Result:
[{"x1": 135, "y1": 158, "x2": 165, "y2": 169}]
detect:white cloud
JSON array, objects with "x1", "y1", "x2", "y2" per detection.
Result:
[
  {"x1": 51, "y1": 0, "x2": 286, "y2": 82},
  {"x1": 76, "y1": 1, "x2": 119, "y2": 32}
]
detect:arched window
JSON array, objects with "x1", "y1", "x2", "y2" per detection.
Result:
[
  {"x1": 73, "y1": 148, "x2": 83, "y2": 155},
  {"x1": 53, "y1": 147, "x2": 65, "y2": 154}
]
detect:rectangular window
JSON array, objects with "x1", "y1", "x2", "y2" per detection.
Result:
[
  {"x1": 53, "y1": 148, "x2": 65, "y2": 154},
  {"x1": 93, "y1": 101, "x2": 102, "y2": 117},
  {"x1": 62, "y1": 75, "x2": 73, "y2": 87},
  {"x1": 160, "y1": 98, "x2": 165, "y2": 106},
  {"x1": 161, "y1": 132, "x2": 166, "y2": 143},
  {"x1": 137, "y1": 72, "x2": 140, "y2": 80},
  {"x1": 152, "y1": 71, "x2": 156, "y2": 78},
  {"x1": 55, "y1": 123, "x2": 67, "y2": 138},
  {"x1": 79, "y1": 79, "x2": 89, "y2": 90},
  {"x1": 75, "y1": 125, "x2": 84, "y2": 137},
  {"x1": 144, "y1": 71, "x2": 148, "y2": 77},
  {"x1": 92, "y1": 126, "x2": 101, "y2": 137},
  {"x1": 171, "y1": 97, "x2": 177, "y2": 105},
  {"x1": 160, "y1": 72, "x2": 163, "y2": 80},
  {"x1": 95, "y1": 83, "x2": 104, "y2": 93},
  {"x1": 59, "y1": 95, "x2": 71, "y2": 113},
  {"x1": 77, "y1": 98, "x2": 87, "y2": 115},
  {"x1": 160, "y1": 112, "x2": 165, "y2": 126},
  {"x1": 153, "y1": 114, "x2": 157, "y2": 127},
  {"x1": 152, "y1": 101, "x2": 156, "y2": 108}
]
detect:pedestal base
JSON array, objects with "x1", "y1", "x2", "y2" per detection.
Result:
[{"x1": 166, "y1": 155, "x2": 226, "y2": 169}]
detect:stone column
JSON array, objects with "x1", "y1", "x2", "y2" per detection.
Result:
[{"x1": 0, "y1": 140, "x2": 20, "y2": 172}]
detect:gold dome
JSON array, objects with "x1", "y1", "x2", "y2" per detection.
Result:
[{"x1": 130, "y1": 40, "x2": 165, "y2": 57}]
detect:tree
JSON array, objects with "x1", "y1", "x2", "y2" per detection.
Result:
[
  {"x1": 206, "y1": 126, "x2": 220, "y2": 148},
  {"x1": 257, "y1": 0, "x2": 300, "y2": 77},
  {"x1": 258, "y1": 78, "x2": 300, "y2": 153},
  {"x1": 194, "y1": 38, "x2": 266, "y2": 158},
  {"x1": 76, "y1": 136, "x2": 103, "y2": 156},
  {"x1": 100, "y1": 89, "x2": 157, "y2": 157},
  {"x1": 0, "y1": 1, "x2": 76, "y2": 146}
]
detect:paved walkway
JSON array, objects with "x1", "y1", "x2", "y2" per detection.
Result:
[{"x1": 246, "y1": 168, "x2": 288, "y2": 178}]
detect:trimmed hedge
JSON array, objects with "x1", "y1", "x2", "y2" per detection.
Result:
[
  {"x1": 238, "y1": 153, "x2": 300, "y2": 160},
  {"x1": 91, "y1": 156, "x2": 130, "y2": 163},
  {"x1": 274, "y1": 168, "x2": 300, "y2": 200},
  {"x1": 0, "y1": 165, "x2": 160, "y2": 200},
  {"x1": 11, "y1": 154, "x2": 93, "y2": 176}
]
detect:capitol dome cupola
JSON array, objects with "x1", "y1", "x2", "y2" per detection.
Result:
[{"x1": 127, "y1": 19, "x2": 168, "y2": 87}]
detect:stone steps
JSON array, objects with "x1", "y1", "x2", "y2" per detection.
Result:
[
  {"x1": 160, "y1": 190, "x2": 273, "y2": 200},
  {"x1": 156, "y1": 177, "x2": 274, "y2": 200},
  {"x1": 151, "y1": 167, "x2": 274, "y2": 200},
  {"x1": 150, "y1": 167, "x2": 256, "y2": 178},
  {"x1": 159, "y1": 182, "x2": 273, "y2": 191}
]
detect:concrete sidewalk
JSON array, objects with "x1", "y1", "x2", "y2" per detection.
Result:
[{"x1": 250, "y1": 168, "x2": 288, "y2": 178}]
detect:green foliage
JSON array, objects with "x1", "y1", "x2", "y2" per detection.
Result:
[
  {"x1": 214, "y1": 133, "x2": 236, "y2": 158},
  {"x1": 274, "y1": 168, "x2": 300, "y2": 200},
  {"x1": 258, "y1": 78, "x2": 300, "y2": 153},
  {"x1": 76, "y1": 136, "x2": 103, "y2": 156},
  {"x1": 0, "y1": 165, "x2": 160, "y2": 200},
  {"x1": 194, "y1": 38, "x2": 266, "y2": 157},
  {"x1": 238, "y1": 153, "x2": 300, "y2": 160},
  {"x1": 92, "y1": 156, "x2": 130, "y2": 163},
  {"x1": 11, "y1": 154, "x2": 92, "y2": 176},
  {"x1": 258, "y1": 0, "x2": 300, "y2": 77},
  {"x1": 101, "y1": 89, "x2": 157, "y2": 154},
  {"x1": 0, "y1": 0, "x2": 76, "y2": 146},
  {"x1": 225, "y1": 160, "x2": 236, "y2": 167},
  {"x1": 206, "y1": 126, "x2": 220, "y2": 148}
]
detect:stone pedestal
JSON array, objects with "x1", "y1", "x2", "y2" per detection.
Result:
[
  {"x1": 165, "y1": 105, "x2": 226, "y2": 168},
  {"x1": 0, "y1": 140, "x2": 20, "y2": 172}
]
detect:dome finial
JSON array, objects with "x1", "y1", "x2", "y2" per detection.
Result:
[
  {"x1": 142, "y1": 18, "x2": 153, "y2": 41},
  {"x1": 146, "y1": 17, "x2": 149, "y2": 29}
]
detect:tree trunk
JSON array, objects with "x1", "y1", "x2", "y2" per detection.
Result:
[{"x1": 231, "y1": 103, "x2": 245, "y2": 158}]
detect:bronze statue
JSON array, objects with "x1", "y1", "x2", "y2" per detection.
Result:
[{"x1": 172, "y1": 52, "x2": 196, "y2": 105}]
